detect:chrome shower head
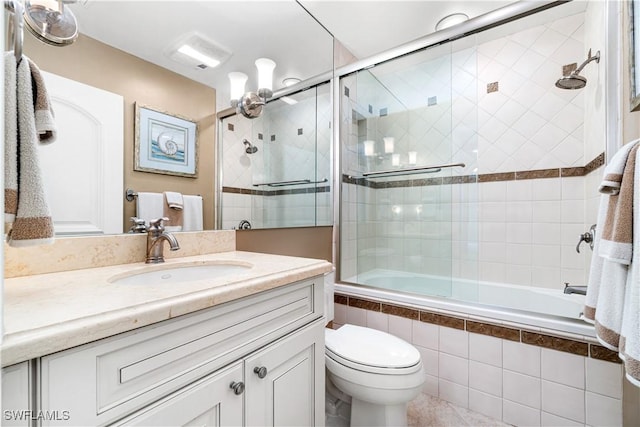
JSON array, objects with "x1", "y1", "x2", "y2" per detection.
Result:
[
  {"x1": 243, "y1": 139, "x2": 258, "y2": 154},
  {"x1": 555, "y1": 74, "x2": 587, "y2": 90},
  {"x1": 555, "y1": 49, "x2": 600, "y2": 90}
]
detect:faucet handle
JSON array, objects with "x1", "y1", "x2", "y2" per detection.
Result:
[
  {"x1": 129, "y1": 217, "x2": 147, "y2": 233},
  {"x1": 149, "y1": 217, "x2": 170, "y2": 230}
]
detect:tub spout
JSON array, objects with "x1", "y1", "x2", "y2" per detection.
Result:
[{"x1": 563, "y1": 283, "x2": 587, "y2": 295}]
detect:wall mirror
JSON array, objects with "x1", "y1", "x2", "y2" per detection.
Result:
[
  {"x1": 219, "y1": 83, "x2": 332, "y2": 230},
  {"x1": 17, "y1": 1, "x2": 334, "y2": 235}
]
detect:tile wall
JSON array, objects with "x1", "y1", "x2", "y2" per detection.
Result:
[
  {"x1": 340, "y1": 6, "x2": 606, "y2": 292},
  {"x1": 221, "y1": 87, "x2": 332, "y2": 229},
  {"x1": 333, "y1": 295, "x2": 623, "y2": 426}
]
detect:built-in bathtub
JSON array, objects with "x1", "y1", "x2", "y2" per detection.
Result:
[{"x1": 340, "y1": 268, "x2": 594, "y2": 338}]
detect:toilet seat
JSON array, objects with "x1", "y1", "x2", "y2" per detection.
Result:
[{"x1": 325, "y1": 325, "x2": 421, "y2": 375}]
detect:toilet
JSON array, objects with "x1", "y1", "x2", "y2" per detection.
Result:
[{"x1": 324, "y1": 324, "x2": 426, "y2": 427}]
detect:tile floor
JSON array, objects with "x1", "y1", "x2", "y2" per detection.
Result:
[
  {"x1": 408, "y1": 393, "x2": 511, "y2": 426},
  {"x1": 327, "y1": 392, "x2": 511, "y2": 427}
]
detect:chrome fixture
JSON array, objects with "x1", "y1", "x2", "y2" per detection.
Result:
[
  {"x1": 563, "y1": 282, "x2": 587, "y2": 296},
  {"x1": 435, "y1": 13, "x2": 469, "y2": 31},
  {"x1": 146, "y1": 217, "x2": 180, "y2": 264},
  {"x1": 252, "y1": 178, "x2": 328, "y2": 187},
  {"x1": 576, "y1": 224, "x2": 596, "y2": 253},
  {"x1": 5, "y1": 0, "x2": 24, "y2": 61},
  {"x1": 237, "y1": 219, "x2": 252, "y2": 230},
  {"x1": 243, "y1": 139, "x2": 258, "y2": 154},
  {"x1": 555, "y1": 48, "x2": 600, "y2": 90},
  {"x1": 23, "y1": 0, "x2": 79, "y2": 47},
  {"x1": 228, "y1": 58, "x2": 276, "y2": 119},
  {"x1": 129, "y1": 217, "x2": 147, "y2": 234},
  {"x1": 350, "y1": 163, "x2": 466, "y2": 180}
]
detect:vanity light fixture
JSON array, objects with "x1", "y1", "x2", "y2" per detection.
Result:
[
  {"x1": 435, "y1": 12, "x2": 469, "y2": 31},
  {"x1": 228, "y1": 58, "x2": 276, "y2": 119}
]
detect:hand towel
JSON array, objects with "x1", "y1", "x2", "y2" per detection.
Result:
[
  {"x1": 585, "y1": 145, "x2": 640, "y2": 386},
  {"x1": 598, "y1": 142, "x2": 639, "y2": 264},
  {"x1": 27, "y1": 58, "x2": 56, "y2": 144},
  {"x1": 182, "y1": 195, "x2": 203, "y2": 231},
  {"x1": 5, "y1": 56, "x2": 55, "y2": 246},
  {"x1": 164, "y1": 191, "x2": 184, "y2": 210},
  {"x1": 598, "y1": 140, "x2": 639, "y2": 194},
  {"x1": 163, "y1": 192, "x2": 183, "y2": 232},
  {"x1": 5, "y1": 53, "x2": 18, "y2": 223},
  {"x1": 135, "y1": 192, "x2": 164, "y2": 226}
]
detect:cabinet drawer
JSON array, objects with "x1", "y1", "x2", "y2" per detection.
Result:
[
  {"x1": 110, "y1": 361, "x2": 244, "y2": 427},
  {"x1": 40, "y1": 277, "x2": 323, "y2": 426}
]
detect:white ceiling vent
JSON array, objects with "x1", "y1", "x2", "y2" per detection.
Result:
[{"x1": 167, "y1": 32, "x2": 232, "y2": 70}]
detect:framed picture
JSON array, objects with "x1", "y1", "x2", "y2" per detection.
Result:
[
  {"x1": 630, "y1": 0, "x2": 640, "y2": 112},
  {"x1": 134, "y1": 103, "x2": 199, "y2": 177}
]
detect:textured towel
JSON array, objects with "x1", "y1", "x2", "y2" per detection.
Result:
[
  {"x1": 135, "y1": 192, "x2": 164, "y2": 226},
  {"x1": 5, "y1": 53, "x2": 18, "y2": 223},
  {"x1": 164, "y1": 191, "x2": 183, "y2": 210},
  {"x1": 182, "y1": 195, "x2": 203, "y2": 231},
  {"x1": 163, "y1": 192, "x2": 183, "y2": 232},
  {"x1": 585, "y1": 144, "x2": 640, "y2": 386},
  {"x1": 5, "y1": 56, "x2": 55, "y2": 246},
  {"x1": 27, "y1": 58, "x2": 56, "y2": 144},
  {"x1": 599, "y1": 142, "x2": 639, "y2": 264}
]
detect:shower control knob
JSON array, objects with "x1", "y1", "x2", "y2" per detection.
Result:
[
  {"x1": 230, "y1": 381, "x2": 245, "y2": 395},
  {"x1": 253, "y1": 366, "x2": 268, "y2": 379}
]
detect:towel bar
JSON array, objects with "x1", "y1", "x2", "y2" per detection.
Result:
[{"x1": 125, "y1": 188, "x2": 201, "y2": 202}]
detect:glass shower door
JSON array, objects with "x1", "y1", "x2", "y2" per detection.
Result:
[{"x1": 340, "y1": 41, "x2": 478, "y2": 300}]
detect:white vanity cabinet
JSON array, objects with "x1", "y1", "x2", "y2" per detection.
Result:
[
  {"x1": 2, "y1": 361, "x2": 32, "y2": 427},
  {"x1": 34, "y1": 276, "x2": 325, "y2": 426}
]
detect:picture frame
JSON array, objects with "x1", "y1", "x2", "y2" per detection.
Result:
[
  {"x1": 630, "y1": 0, "x2": 640, "y2": 112},
  {"x1": 134, "y1": 103, "x2": 199, "y2": 177}
]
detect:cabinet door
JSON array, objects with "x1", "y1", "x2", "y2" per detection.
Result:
[
  {"x1": 245, "y1": 319, "x2": 325, "y2": 426},
  {"x1": 111, "y1": 361, "x2": 244, "y2": 427},
  {"x1": 1, "y1": 362, "x2": 32, "y2": 427}
]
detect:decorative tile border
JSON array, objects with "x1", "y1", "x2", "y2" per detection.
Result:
[
  {"x1": 222, "y1": 185, "x2": 331, "y2": 196},
  {"x1": 343, "y1": 152, "x2": 605, "y2": 189},
  {"x1": 334, "y1": 293, "x2": 621, "y2": 363}
]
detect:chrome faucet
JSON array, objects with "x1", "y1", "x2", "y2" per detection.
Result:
[{"x1": 146, "y1": 217, "x2": 180, "y2": 264}]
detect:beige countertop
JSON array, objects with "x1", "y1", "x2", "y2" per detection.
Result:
[{"x1": 2, "y1": 251, "x2": 333, "y2": 367}]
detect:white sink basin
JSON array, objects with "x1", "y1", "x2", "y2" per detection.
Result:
[{"x1": 109, "y1": 262, "x2": 252, "y2": 286}]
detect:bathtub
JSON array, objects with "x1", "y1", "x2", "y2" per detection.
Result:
[{"x1": 339, "y1": 269, "x2": 595, "y2": 338}]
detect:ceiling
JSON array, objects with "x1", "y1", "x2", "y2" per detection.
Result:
[{"x1": 68, "y1": 0, "x2": 518, "y2": 111}]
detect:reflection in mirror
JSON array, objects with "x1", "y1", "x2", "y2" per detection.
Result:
[
  {"x1": 12, "y1": 1, "x2": 334, "y2": 235},
  {"x1": 220, "y1": 83, "x2": 333, "y2": 229}
]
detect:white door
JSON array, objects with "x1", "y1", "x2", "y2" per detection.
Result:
[
  {"x1": 110, "y1": 361, "x2": 244, "y2": 427},
  {"x1": 245, "y1": 320, "x2": 325, "y2": 426},
  {"x1": 39, "y1": 72, "x2": 124, "y2": 235},
  {"x1": 1, "y1": 362, "x2": 31, "y2": 427}
]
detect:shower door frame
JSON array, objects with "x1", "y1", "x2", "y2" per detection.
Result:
[{"x1": 332, "y1": 0, "x2": 620, "y2": 283}]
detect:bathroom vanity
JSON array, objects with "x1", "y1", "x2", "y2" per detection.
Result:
[{"x1": 2, "y1": 245, "x2": 332, "y2": 426}]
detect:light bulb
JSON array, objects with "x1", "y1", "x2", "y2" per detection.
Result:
[
  {"x1": 228, "y1": 72, "x2": 248, "y2": 106},
  {"x1": 408, "y1": 151, "x2": 417, "y2": 165},
  {"x1": 363, "y1": 140, "x2": 375, "y2": 157},
  {"x1": 383, "y1": 137, "x2": 395, "y2": 153},
  {"x1": 255, "y1": 58, "x2": 276, "y2": 98}
]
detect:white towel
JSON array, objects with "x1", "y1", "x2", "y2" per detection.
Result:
[
  {"x1": 27, "y1": 58, "x2": 56, "y2": 144},
  {"x1": 598, "y1": 142, "x2": 639, "y2": 265},
  {"x1": 5, "y1": 55, "x2": 54, "y2": 246},
  {"x1": 135, "y1": 192, "x2": 164, "y2": 226},
  {"x1": 585, "y1": 145, "x2": 640, "y2": 386},
  {"x1": 182, "y1": 195, "x2": 203, "y2": 231},
  {"x1": 5, "y1": 53, "x2": 18, "y2": 223},
  {"x1": 164, "y1": 191, "x2": 184, "y2": 210},
  {"x1": 163, "y1": 192, "x2": 183, "y2": 232}
]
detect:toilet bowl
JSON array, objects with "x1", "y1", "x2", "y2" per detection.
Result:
[{"x1": 325, "y1": 324, "x2": 426, "y2": 427}]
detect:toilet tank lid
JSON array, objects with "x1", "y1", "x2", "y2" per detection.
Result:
[{"x1": 325, "y1": 324, "x2": 420, "y2": 368}]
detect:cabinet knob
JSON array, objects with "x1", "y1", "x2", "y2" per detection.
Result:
[
  {"x1": 229, "y1": 381, "x2": 245, "y2": 395},
  {"x1": 253, "y1": 366, "x2": 268, "y2": 379}
]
